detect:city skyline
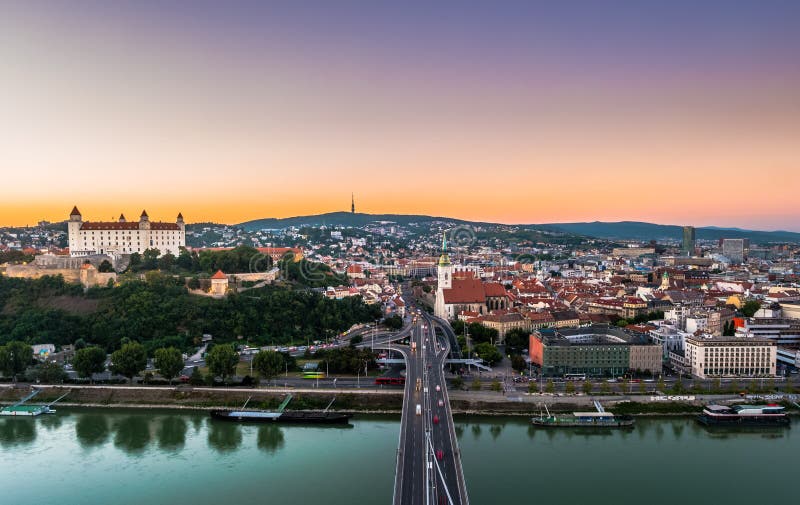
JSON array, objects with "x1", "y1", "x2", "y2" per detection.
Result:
[{"x1": 3, "y1": 1, "x2": 799, "y2": 229}]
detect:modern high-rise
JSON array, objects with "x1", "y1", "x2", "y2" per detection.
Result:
[
  {"x1": 720, "y1": 238, "x2": 748, "y2": 264},
  {"x1": 681, "y1": 226, "x2": 695, "y2": 256}
]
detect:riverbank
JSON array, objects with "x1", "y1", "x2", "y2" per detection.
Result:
[{"x1": 2, "y1": 384, "x2": 798, "y2": 416}]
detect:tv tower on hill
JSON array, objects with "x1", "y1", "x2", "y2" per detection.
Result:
[{"x1": 351, "y1": 193, "x2": 355, "y2": 214}]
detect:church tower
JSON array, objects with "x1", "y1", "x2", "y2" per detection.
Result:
[{"x1": 434, "y1": 231, "x2": 453, "y2": 319}]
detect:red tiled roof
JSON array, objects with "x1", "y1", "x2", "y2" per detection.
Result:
[
  {"x1": 79, "y1": 221, "x2": 179, "y2": 230},
  {"x1": 484, "y1": 282, "x2": 507, "y2": 297},
  {"x1": 211, "y1": 270, "x2": 227, "y2": 280},
  {"x1": 70, "y1": 206, "x2": 81, "y2": 216},
  {"x1": 443, "y1": 278, "x2": 485, "y2": 304}
]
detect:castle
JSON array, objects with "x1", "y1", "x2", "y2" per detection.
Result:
[{"x1": 67, "y1": 206, "x2": 186, "y2": 257}]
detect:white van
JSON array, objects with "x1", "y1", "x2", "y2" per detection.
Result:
[{"x1": 415, "y1": 404, "x2": 422, "y2": 416}]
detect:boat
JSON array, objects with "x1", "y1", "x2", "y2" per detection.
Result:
[
  {"x1": 531, "y1": 401, "x2": 635, "y2": 429},
  {"x1": 210, "y1": 395, "x2": 352, "y2": 424},
  {"x1": 0, "y1": 388, "x2": 70, "y2": 417},
  {"x1": 696, "y1": 404, "x2": 790, "y2": 427}
]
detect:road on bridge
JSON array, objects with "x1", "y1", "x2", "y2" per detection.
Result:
[{"x1": 391, "y1": 313, "x2": 469, "y2": 505}]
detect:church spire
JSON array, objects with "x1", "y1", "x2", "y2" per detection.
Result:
[
  {"x1": 351, "y1": 193, "x2": 355, "y2": 214},
  {"x1": 438, "y1": 231, "x2": 451, "y2": 266}
]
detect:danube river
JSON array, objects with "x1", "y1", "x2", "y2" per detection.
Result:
[{"x1": 0, "y1": 408, "x2": 797, "y2": 504}]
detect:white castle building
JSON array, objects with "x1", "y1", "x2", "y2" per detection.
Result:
[{"x1": 67, "y1": 206, "x2": 186, "y2": 257}]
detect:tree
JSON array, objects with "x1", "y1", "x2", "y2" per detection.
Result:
[
  {"x1": 154, "y1": 347, "x2": 184, "y2": 385},
  {"x1": 0, "y1": 341, "x2": 33, "y2": 381},
  {"x1": 450, "y1": 376, "x2": 464, "y2": 389},
  {"x1": 741, "y1": 300, "x2": 761, "y2": 318},
  {"x1": 252, "y1": 350, "x2": 284, "y2": 385},
  {"x1": 657, "y1": 377, "x2": 666, "y2": 392},
  {"x1": 582, "y1": 380, "x2": 593, "y2": 395},
  {"x1": 510, "y1": 355, "x2": 526, "y2": 373},
  {"x1": 505, "y1": 328, "x2": 530, "y2": 351},
  {"x1": 638, "y1": 381, "x2": 646, "y2": 395},
  {"x1": 490, "y1": 380, "x2": 502, "y2": 392},
  {"x1": 73, "y1": 346, "x2": 107, "y2": 383},
  {"x1": 32, "y1": 361, "x2": 67, "y2": 383},
  {"x1": 600, "y1": 381, "x2": 611, "y2": 395},
  {"x1": 158, "y1": 253, "x2": 176, "y2": 272},
  {"x1": 110, "y1": 342, "x2": 147, "y2": 384},
  {"x1": 206, "y1": 344, "x2": 239, "y2": 383},
  {"x1": 711, "y1": 378, "x2": 721, "y2": 393},
  {"x1": 74, "y1": 338, "x2": 88, "y2": 350},
  {"x1": 620, "y1": 381, "x2": 630, "y2": 395},
  {"x1": 471, "y1": 378, "x2": 482, "y2": 391},
  {"x1": 98, "y1": 260, "x2": 114, "y2": 273},
  {"x1": 528, "y1": 381, "x2": 537, "y2": 394},
  {"x1": 383, "y1": 315, "x2": 403, "y2": 330},
  {"x1": 189, "y1": 367, "x2": 205, "y2": 385},
  {"x1": 729, "y1": 379, "x2": 740, "y2": 394},
  {"x1": 565, "y1": 381, "x2": 575, "y2": 394},
  {"x1": 545, "y1": 380, "x2": 555, "y2": 394},
  {"x1": 474, "y1": 342, "x2": 502, "y2": 366},
  {"x1": 616, "y1": 319, "x2": 630, "y2": 328}
]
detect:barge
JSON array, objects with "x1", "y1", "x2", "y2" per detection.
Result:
[
  {"x1": 210, "y1": 395, "x2": 352, "y2": 425},
  {"x1": 531, "y1": 401, "x2": 635, "y2": 429},
  {"x1": 696, "y1": 404, "x2": 790, "y2": 427}
]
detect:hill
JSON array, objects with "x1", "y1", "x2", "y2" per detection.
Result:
[
  {"x1": 536, "y1": 221, "x2": 800, "y2": 244},
  {"x1": 238, "y1": 211, "x2": 475, "y2": 231}
]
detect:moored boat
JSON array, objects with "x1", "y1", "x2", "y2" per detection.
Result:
[
  {"x1": 210, "y1": 395, "x2": 352, "y2": 424},
  {"x1": 531, "y1": 401, "x2": 634, "y2": 428},
  {"x1": 0, "y1": 388, "x2": 70, "y2": 417},
  {"x1": 696, "y1": 404, "x2": 790, "y2": 427}
]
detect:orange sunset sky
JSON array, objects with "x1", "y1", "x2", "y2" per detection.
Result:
[{"x1": 2, "y1": 2, "x2": 799, "y2": 230}]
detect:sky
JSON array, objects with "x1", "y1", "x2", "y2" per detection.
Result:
[{"x1": 2, "y1": 1, "x2": 799, "y2": 230}]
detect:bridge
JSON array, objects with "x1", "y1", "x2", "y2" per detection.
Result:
[{"x1": 377, "y1": 312, "x2": 470, "y2": 505}]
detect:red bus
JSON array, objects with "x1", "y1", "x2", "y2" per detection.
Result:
[{"x1": 375, "y1": 376, "x2": 406, "y2": 386}]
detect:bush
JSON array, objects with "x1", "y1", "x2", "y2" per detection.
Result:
[{"x1": 490, "y1": 380, "x2": 502, "y2": 392}]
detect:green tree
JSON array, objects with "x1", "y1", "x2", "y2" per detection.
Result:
[
  {"x1": 490, "y1": 380, "x2": 502, "y2": 392},
  {"x1": 154, "y1": 347, "x2": 184, "y2": 384},
  {"x1": 474, "y1": 342, "x2": 502, "y2": 366},
  {"x1": 98, "y1": 260, "x2": 114, "y2": 273},
  {"x1": 141, "y1": 248, "x2": 161, "y2": 270},
  {"x1": 600, "y1": 380, "x2": 611, "y2": 395},
  {"x1": 189, "y1": 367, "x2": 204, "y2": 385},
  {"x1": 711, "y1": 378, "x2": 722, "y2": 393},
  {"x1": 545, "y1": 380, "x2": 555, "y2": 394},
  {"x1": 206, "y1": 344, "x2": 239, "y2": 383},
  {"x1": 565, "y1": 381, "x2": 575, "y2": 394},
  {"x1": 73, "y1": 346, "x2": 107, "y2": 383},
  {"x1": 638, "y1": 381, "x2": 646, "y2": 395},
  {"x1": 528, "y1": 381, "x2": 537, "y2": 394},
  {"x1": 471, "y1": 378, "x2": 482, "y2": 391},
  {"x1": 32, "y1": 361, "x2": 67, "y2": 383},
  {"x1": 450, "y1": 376, "x2": 464, "y2": 389},
  {"x1": 510, "y1": 355, "x2": 526, "y2": 372},
  {"x1": 582, "y1": 380, "x2": 593, "y2": 395},
  {"x1": 741, "y1": 300, "x2": 761, "y2": 318},
  {"x1": 187, "y1": 277, "x2": 201, "y2": 290},
  {"x1": 0, "y1": 341, "x2": 33, "y2": 381},
  {"x1": 383, "y1": 315, "x2": 403, "y2": 330},
  {"x1": 110, "y1": 342, "x2": 147, "y2": 384},
  {"x1": 729, "y1": 379, "x2": 740, "y2": 394},
  {"x1": 504, "y1": 328, "x2": 530, "y2": 351},
  {"x1": 252, "y1": 350, "x2": 284, "y2": 385},
  {"x1": 616, "y1": 319, "x2": 630, "y2": 328},
  {"x1": 158, "y1": 253, "x2": 176, "y2": 272},
  {"x1": 657, "y1": 377, "x2": 666, "y2": 392}
]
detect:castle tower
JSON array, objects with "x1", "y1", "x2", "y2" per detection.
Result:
[
  {"x1": 434, "y1": 231, "x2": 453, "y2": 319},
  {"x1": 119, "y1": 213, "x2": 126, "y2": 223},
  {"x1": 68, "y1": 206, "x2": 82, "y2": 254},
  {"x1": 659, "y1": 270, "x2": 670, "y2": 291},
  {"x1": 351, "y1": 193, "x2": 355, "y2": 214},
  {"x1": 177, "y1": 212, "x2": 185, "y2": 232}
]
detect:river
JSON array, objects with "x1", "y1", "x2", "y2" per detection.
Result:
[{"x1": 0, "y1": 408, "x2": 796, "y2": 504}]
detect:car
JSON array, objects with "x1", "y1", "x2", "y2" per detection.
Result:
[
  {"x1": 179, "y1": 375, "x2": 190, "y2": 383},
  {"x1": 436, "y1": 450, "x2": 444, "y2": 461},
  {"x1": 433, "y1": 415, "x2": 440, "y2": 424},
  {"x1": 435, "y1": 384, "x2": 441, "y2": 392},
  {"x1": 415, "y1": 404, "x2": 422, "y2": 416},
  {"x1": 438, "y1": 399, "x2": 444, "y2": 407}
]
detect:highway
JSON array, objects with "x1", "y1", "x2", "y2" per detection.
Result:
[{"x1": 390, "y1": 313, "x2": 469, "y2": 505}]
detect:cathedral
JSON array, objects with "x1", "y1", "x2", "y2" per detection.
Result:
[
  {"x1": 67, "y1": 206, "x2": 186, "y2": 257},
  {"x1": 434, "y1": 231, "x2": 509, "y2": 320}
]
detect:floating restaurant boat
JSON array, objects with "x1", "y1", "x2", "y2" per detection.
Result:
[
  {"x1": 696, "y1": 404, "x2": 790, "y2": 427},
  {"x1": 0, "y1": 388, "x2": 70, "y2": 417},
  {"x1": 210, "y1": 395, "x2": 352, "y2": 424},
  {"x1": 531, "y1": 400, "x2": 635, "y2": 429}
]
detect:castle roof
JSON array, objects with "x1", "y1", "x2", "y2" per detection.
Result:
[
  {"x1": 79, "y1": 221, "x2": 180, "y2": 231},
  {"x1": 70, "y1": 206, "x2": 81, "y2": 216},
  {"x1": 140, "y1": 209, "x2": 149, "y2": 218}
]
